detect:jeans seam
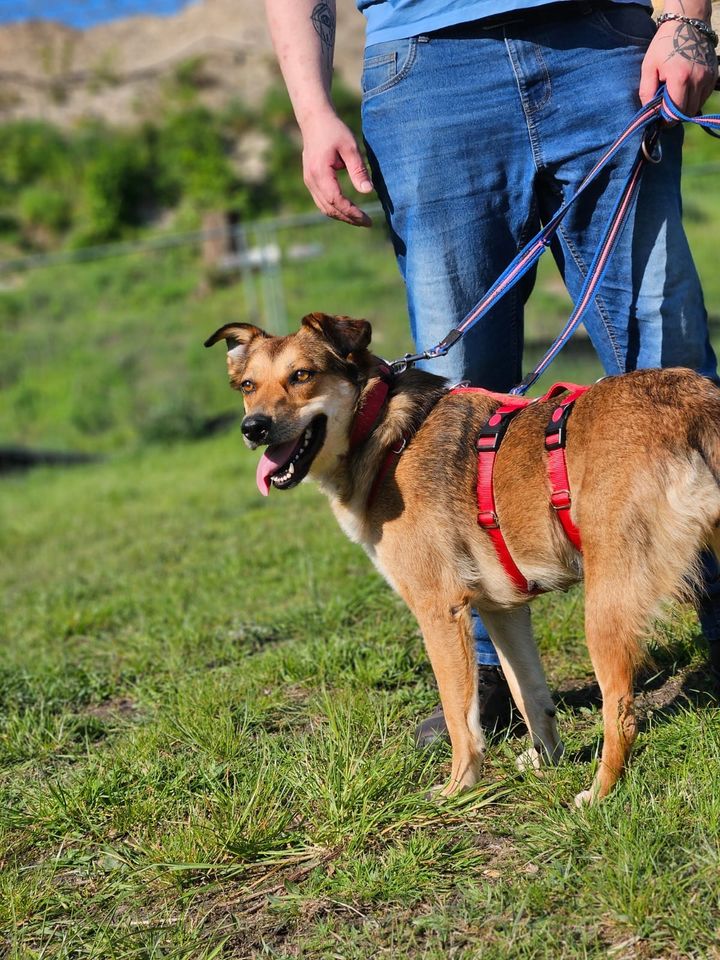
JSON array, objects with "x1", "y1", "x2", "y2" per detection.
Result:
[
  {"x1": 363, "y1": 52, "x2": 395, "y2": 69},
  {"x1": 504, "y1": 35, "x2": 547, "y2": 173},
  {"x1": 528, "y1": 43, "x2": 552, "y2": 113},
  {"x1": 362, "y1": 38, "x2": 418, "y2": 103},
  {"x1": 556, "y1": 220, "x2": 625, "y2": 373}
]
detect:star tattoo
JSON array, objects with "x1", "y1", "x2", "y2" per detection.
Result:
[{"x1": 667, "y1": 22, "x2": 718, "y2": 71}]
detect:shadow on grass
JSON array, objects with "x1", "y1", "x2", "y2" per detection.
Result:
[{"x1": 551, "y1": 633, "x2": 718, "y2": 763}]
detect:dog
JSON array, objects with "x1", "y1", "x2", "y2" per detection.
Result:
[{"x1": 205, "y1": 311, "x2": 720, "y2": 805}]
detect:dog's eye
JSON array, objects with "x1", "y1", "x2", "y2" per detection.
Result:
[
  {"x1": 240, "y1": 380, "x2": 255, "y2": 395},
  {"x1": 291, "y1": 369, "x2": 315, "y2": 385}
]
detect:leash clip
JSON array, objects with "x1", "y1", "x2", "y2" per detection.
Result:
[
  {"x1": 389, "y1": 328, "x2": 462, "y2": 375},
  {"x1": 389, "y1": 348, "x2": 437, "y2": 375}
]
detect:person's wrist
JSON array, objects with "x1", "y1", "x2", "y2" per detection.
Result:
[
  {"x1": 660, "y1": 0, "x2": 712, "y2": 20},
  {"x1": 656, "y1": 12, "x2": 719, "y2": 47},
  {"x1": 296, "y1": 100, "x2": 338, "y2": 135}
]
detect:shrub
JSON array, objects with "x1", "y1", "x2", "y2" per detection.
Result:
[
  {"x1": 155, "y1": 107, "x2": 237, "y2": 212},
  {"x1": 0, "y1": 121, "x2": 70, "y2": 189},
  {"x1": 18, "y1": 185, "x2": 72, "y2": 234},
  {"x1": 73, "y1": 127, "x2": 157, "y2": 244}
]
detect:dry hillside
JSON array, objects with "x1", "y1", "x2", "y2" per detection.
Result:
[
  {"x1": 0, "y1": 0, "x2": 365, "y2": 126},
  {"x1": 0, "y1": 3, "x2": 717, "y2": 128}
]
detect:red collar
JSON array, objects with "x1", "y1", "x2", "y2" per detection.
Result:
[
  {"x1": 349, "y1": 363, "x2": 393, "y2": 450},
  {"x1": 348, "y1": 363, "x2": 407, "y2": 507}
]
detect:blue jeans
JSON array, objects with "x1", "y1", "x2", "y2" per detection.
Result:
[{"x1": 361, "y1": 4, "x2": 720, "y2": 664}]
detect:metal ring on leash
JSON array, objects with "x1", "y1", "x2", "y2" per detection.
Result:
[{"x1": 641, "y1": 131, "x2": 662, "y2": 164}]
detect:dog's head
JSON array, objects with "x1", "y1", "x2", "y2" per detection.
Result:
[{"x1": 205, "y1": 312, "x2": 372, "y2": 494}]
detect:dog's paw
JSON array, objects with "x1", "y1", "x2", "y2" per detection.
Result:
[
  {"x1": 515, "y1": 747, "x2": 543, "y2": 773},
  {"x1": 573, "y1": 788, "x2": 596, "y2": 808},
  {"x1": 425, "y1": 783, "x2": 450, "y2": 802},
  {"x1": 426, "y1": 777, "x2": 475, "y2": 801}
]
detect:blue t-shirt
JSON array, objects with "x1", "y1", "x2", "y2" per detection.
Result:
[{"x1": 358, "y1": 0, "x2": 651, "y2": 45}]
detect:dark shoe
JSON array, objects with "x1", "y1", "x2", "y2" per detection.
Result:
[
  {"x1": 414, "y1": 702, "x2": 448, "y2": 748},
  {"x1": 477, "y1": 664, "x2": 514, "y2": 730},
  {"x1": 414, "y1": 666, "x2": 515, "y2": 749}
]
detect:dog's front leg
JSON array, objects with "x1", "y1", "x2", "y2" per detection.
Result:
[
  {"x1": 481, "y1": 606, "x2": 564, "y2": 769},
  {"x1": 414, "y1": 600, "x2": 486, "y2": 796}
]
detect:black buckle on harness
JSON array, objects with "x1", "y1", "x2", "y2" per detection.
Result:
[
  {"x1": 476, "y1": 407, "x2": 520, "y2": 453},
  {"x1": 550, "y1": 489, "x2": 572, "y2": 511},
  {"x1": 544, "y1": 400, "x2": 576, "y2": 451},
  {"x1": 477, "y1": 509, "x2": 500, "y2": 529}
]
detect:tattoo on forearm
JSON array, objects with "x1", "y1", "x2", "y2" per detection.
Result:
[
  {"x1": 666, "y1": 23, "x2": 718, "y2": 71},
  {"x1": 311, "y1": 3, "x2": 335, "y2": 82}
]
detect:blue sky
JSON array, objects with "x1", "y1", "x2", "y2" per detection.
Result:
[{"x1": 0, "y1": 1, "x2": 194, "y2": 28}]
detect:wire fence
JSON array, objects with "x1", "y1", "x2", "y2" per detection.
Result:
[
  {"x1": 0, "y1": 204, "x2": 387, "y2": 333},
  {"x1": 3, "y1": 146, "x2": 720, "y2": 337}
]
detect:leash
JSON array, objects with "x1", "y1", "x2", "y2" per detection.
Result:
[{"x1": 389, "y1": 87, "x2": 720, "y2": 393}]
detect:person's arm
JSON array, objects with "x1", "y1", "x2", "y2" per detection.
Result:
[
  {"x1": 640, "y1": 0, "x2": 718, "y2": 114},
  {"x1": 264, "y1": 0, "x2": 374, "y2": 226}
]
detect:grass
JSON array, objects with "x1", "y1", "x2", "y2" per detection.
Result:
[
  {"x1": 2, "y1": 110, "x2": 720, "y2": 956},
  {"x1": 1, "y1": 435, "x2": 719, "y2": 958}
]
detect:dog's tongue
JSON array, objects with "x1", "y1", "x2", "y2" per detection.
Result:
[{"x1": 256, "y1": 440, "x2": 298, "y2": 496}]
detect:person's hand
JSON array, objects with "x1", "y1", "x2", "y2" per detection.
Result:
[
  {"x1": 300, "y1": 108, "x2": 374, "y2": 226},
  {"x1": 640, "y1": 19, "x2": 718, "y2": 116}
]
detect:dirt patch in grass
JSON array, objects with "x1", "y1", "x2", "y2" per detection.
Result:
[{"x1": 85, "y1": 696, "x2": 140, "y2": 722}]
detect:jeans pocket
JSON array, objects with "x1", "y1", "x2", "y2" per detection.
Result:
[
  {"x1": 362, "y1": 37, "x2": 417, "y2": 101},
  {"x1": 590, "y1": 5, "x2": 657, "y2": 46}
]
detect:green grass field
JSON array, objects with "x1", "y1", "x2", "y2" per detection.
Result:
[{"x1": 2, "y1": 119, "x2": 720, "y2": 957}]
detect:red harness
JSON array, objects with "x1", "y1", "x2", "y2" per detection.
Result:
[
  {"x1": 453, "y1": 382, "x2": 589, "y2": 594},
  {"x1": 351, "y1": 372, "x2": 588, "y2": 593}
]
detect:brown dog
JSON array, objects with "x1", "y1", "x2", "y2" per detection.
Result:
[{"x1": 205, "y1": 312, "x2": 720, "y2": 805}]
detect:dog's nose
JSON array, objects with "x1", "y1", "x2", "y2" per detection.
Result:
[{"x1": 242, "y1": 414, "x2": 272, "y2": 444}]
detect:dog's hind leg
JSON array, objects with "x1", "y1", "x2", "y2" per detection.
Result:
[
  {"x1": 481, "y1": 606, "x2": 564, "y2": 769},
  {"x1": 575, "y1": 584, "x2": 642, "y2": 806},
  {"x1": 414, "y1": 600, "x2": 486, "y2": 797}
]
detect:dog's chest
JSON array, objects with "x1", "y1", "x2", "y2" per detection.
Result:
[{"x1": 331, "y1": 499, "x2": 374, "y2": 552}]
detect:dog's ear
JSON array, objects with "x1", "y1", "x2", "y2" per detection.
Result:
[
  {"x1": 204, "y1": 323, "x2": 269, "y2": 363},
  {"x1": 301, "y1": 312, "x2": 371, "y2": 358}
]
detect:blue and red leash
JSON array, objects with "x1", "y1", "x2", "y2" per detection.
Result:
[{"x1": 389, "y1": 87, "x2": 720, "y2": 394}]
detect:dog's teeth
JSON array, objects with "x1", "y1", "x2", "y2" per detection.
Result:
[{"x1": 288, "y1": 463, "x2": 295, "y2": 475}]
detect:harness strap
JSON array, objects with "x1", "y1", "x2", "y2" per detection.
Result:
[
  {"x1": 544, "y1": 387, "x2": 589, "y2": 551},
  {"x1": 461, "y1": 382, "x2": 588, "y2": 594},
  {"x1": 475, "y1": 402, "x2": 539, "y2": 595}
]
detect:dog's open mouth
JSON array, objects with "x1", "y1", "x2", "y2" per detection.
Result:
[{"x1": 255, "y1": 415, "x2": 327, "y2": 496}]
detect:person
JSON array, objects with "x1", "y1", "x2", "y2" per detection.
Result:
[{"x1": 263, "y1": 0, "x2": 720, "y2": 740}]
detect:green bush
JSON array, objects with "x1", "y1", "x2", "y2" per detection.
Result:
[
  {"x1": 18, "y1": 185, "x2": 72, "y2": 234},
  {"x1": 156, "y1": 107, "x2": 236, "y2": 212},
  {"x1": 73, "y1": 127, "x2": 157, "y2": 244},
  {"x1": 0, "y1": 121, "x2": 70, "y2": 189},
  {"x1": 0, "y1": 84, "x2": 364, "y2": 250}
]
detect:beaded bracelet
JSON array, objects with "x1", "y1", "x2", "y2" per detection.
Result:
[{"x1": 656, "y1": 12, "x2": 719, "y2": 48}]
